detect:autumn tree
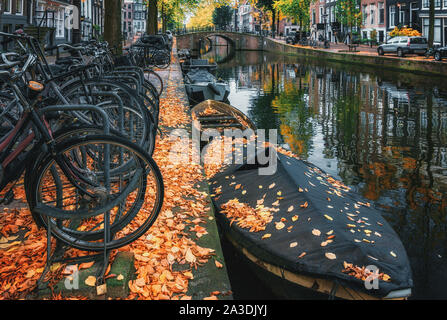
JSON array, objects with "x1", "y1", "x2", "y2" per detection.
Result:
[
  {"x1": 273, "y1": 0, "x2": 310, "y2": 37},
  {"x1": 187, "y1": 0, "x2": 216, "y2": 29},
  {"x1": 104, "y1": 0, "x2": 122, "y2": 52},
  {"x1": 212, "y1": 5, "x2": 233, "y2": 29},
  {"x1": 256, "y1": 0, "x2": 277, "y2": 37},
  {"x1": 335, "y1": 0, "x2": 362, "y2": 44}
]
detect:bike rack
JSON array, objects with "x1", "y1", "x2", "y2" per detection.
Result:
[{"x1": 33, "y1": 104, "x2": 113, "y2": 297}]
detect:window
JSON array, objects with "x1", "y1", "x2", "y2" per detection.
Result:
[
  {"x1": 15, "y1": 0, "x2": 23, "y2": 14},
  {"x1": 390, "y1": 5, "x2": 396, "y2": 27},
  {"x1": 312, "y1": 9, "x2": 315, "y2": 24},
  {"x1": 3, "y1": 0, "x2": 11, "y2": 13},
  {"x1": 423, "y1": 0, "x2": 429, "y2": 8},
  {"x1": 423, "y1": 18, "x2": 441, "y2": 42},
  {"x1": 399, "y1": 7, "x2": 405, "y2": 24},
  {"x1": 55, "y1": 8, "x2": 65, "y2": 38},
  {"x1": 370, "y1": 5, "x2": 375, "y2": 25},
  {"x1": 128, "y1": 12, "x2": 131, "y2": 19},
  {"x1": 362, "y1": 5, "x2": 367, "y2": 25},
  {"x1": 379, "y1": 2, "x2": 384, "y2": 24},
  {"x1": 444, "y1": 0, "x2": 447, "y2": 8},
  {"x1": 435, "y1": 0, "x2": 441, "y2": 7},
  {"x1": 319, "y1": 7, "x2": 323, "y2": 23}
]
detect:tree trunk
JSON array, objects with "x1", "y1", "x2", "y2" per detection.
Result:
[
  {"x1": 146, "y1": 0, "x2": 158, "y2": 34},
  {"x1": 277, "y1": 12, "x2": 280, "y2": 37},
  {"x1": 72, "y1": 0, "x2": 82, "y2": 43},
  {"x1": 104, "y1": 0, "x2": 122, "y2": 52},
  {"x1": 271, "y1": 9, "x2": 276, "y2": 38},
  {"x1": 428, "y1": 0, "x2": 435, "y2": 48},
  {"x1": 161, "y1": 2, "x2": 166, "y2": 33}
]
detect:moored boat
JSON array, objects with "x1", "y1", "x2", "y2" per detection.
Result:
[
  {"x1": 208, "y1": 148, "x2": 413, "y2": 300},
  {"x1": 185, "y1": 69, "x2": 230, "y2": 104}
]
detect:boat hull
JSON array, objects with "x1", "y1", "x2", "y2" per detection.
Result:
[{"x1": 217, "y1": 212, "x2": 411, "y2": 300}]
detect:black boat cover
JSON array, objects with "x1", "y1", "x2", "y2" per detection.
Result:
[{"x1": 209, "y1": 149, "x2": 413, "y2": 297}]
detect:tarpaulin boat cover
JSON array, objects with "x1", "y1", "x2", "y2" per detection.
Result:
[{"x1": 209, "y1": 150, "x2": 413, "y2": 297}]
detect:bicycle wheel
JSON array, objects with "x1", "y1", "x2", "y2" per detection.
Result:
[
  {"x1": 144, "y1": 69, "x2": 164, "y2": 97},
  {"x1": 153, "y1": 51, "x2": 170, "y2": 69},
  {"x1": 26, "y1": 134, "x2": 164, "y2": 251},
  {"x1": 59, "y1": 79, "x2": 155, "y2": 153}
]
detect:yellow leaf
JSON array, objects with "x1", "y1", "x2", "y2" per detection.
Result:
[
  {"x1": 185, "y1": 248, "x2": 196, "y2": 263},
  {"x1": 325, "y1": 252, "x2": 336, "y2": 260},
  {"x1": 85, "y1": 275, "x2": 96, "y2": 287},
  {"x1": 261, "y1": 233, "x2": 271, "y2": 239},
  {"x1": 275, "y1": 222, "x2": 285, "y2": 230}
]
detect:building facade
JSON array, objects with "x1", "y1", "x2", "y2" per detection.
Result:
[
  {"x1": 0, "y1": 0, "x2": 29, "y2": 36},
  {"x1": 1, "y1": 0, "x2": 105, "y2": 48},
  {"x1": 309, "y1": 0, "x2": 326, "y2": 40},
  {"x1": 419, "y1": 0, "x2": 447, "y2": 46},
  {"x1": 360, "y1": 0, "x2": 387, "y2": 42},
  {"x1": 34, "y1": 0, "x2": 73, "y2": 45},
  {"x1": 123, "y1": 0, "x2": 133, "y2": 40},
  {"x1": 386, "y1": 0, "x2": 422, "y2": 33},
  {"x1": 132, "y1": 0, "x2": 146, "y2": 35}
]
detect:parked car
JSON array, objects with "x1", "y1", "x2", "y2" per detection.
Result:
[
  {"x1": 433, "y1": 46, "x2": 447, "y2": 61},
  {"x1": 285, "y1": 32, "x2": 298, "y2": 44},
  {"x1": 377, "y1": 36, "x2": 428, "y2": 57}
]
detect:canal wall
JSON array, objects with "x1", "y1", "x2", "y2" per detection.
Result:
[
  {"x1": 176, "y1": 32, "x2": 447, "y2": 77},
  {"x1": 262, "y1": 38, "x2": 447, "y2": 77}
]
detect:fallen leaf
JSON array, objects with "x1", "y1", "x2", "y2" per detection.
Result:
[
  {"x1": 85, "y1": 276, "x2": 96, "y2": 287},
  {"x1": 325, "y1": 252, "x2": 337, "y2": 260},
  {"x1": 275, "y1": 222, "x2": 285, "y2": 230}
]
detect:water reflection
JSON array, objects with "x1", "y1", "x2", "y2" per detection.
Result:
[{"x1": 208, "y1": 47, "x2": 447, "y2": 299}]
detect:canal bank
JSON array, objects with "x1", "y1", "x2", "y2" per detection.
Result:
[{"x1": 262, "y1": 37, "x2": 447, "y2": 77}]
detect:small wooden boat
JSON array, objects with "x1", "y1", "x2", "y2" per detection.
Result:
[
  {"x1": 191, "y1": 100, "x2": 256, "y2": 151},
  {"x1": 191, "y1": 100, "x2": 256, "y2": 132},
  {"x1": 185, "y1": 70, "x2": 230, "y2": 104}
]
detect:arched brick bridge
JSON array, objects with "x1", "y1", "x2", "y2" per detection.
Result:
[{"x1": 176, "y1": 31, "x2": 264, "y2": 52}]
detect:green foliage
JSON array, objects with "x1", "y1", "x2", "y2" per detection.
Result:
[
  {"x1": 212, "y1": 5, "x2": 233, "y2": 29},
  {"x1": 274, "y1": 0, "x2": 310, "y2": 29},
  {"x1": 335, "y1": 0, "x2": 362, "y2": 29}
]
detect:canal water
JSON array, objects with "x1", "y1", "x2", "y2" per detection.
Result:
[{"x1": 200, "y1": 38, "x2": 447, "y2": 299}]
